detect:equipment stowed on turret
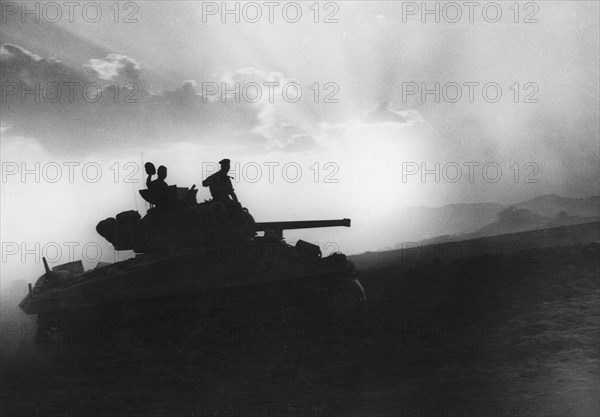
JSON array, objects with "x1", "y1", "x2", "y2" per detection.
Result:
[{"x1": 19, "y1": 172, "x2": 365, "y2": 349}]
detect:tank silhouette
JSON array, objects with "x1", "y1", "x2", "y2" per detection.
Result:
[{"x1": 19, "y1": 183, "x2": 365, "y2": 348}]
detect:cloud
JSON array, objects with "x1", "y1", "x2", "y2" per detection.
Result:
[
  {"x1": 361, "y1": 101, "x2": 423, "y2": 127},
  {"x1": 279, "y1": 134, "x2": 324, "y2": 153},
  {"x1": 220, "y1": 68, "x2": 288, "y2": 132},
  {"x1": 220, "y1": 68, "x2": 323, "y2": 150},
  {"x1": 84, "y1": 54, "x2": 142, "y2": 82},
  {"x1": 0, "y1": 45, "x2": 420, "y2": 157},
  {"x1": 316, "y1": 102, "x2": 423, "y2": 141},
  {"x1": 0, "y1": 44, "x2": 89, "y2": 86},
  {"x1": 0, "y1": 45, "x2": 323, "y2": 155}
]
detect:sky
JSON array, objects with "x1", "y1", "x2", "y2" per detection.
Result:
[{"x1": 1, "y1": 1, "x2": 599, "y2": 286}]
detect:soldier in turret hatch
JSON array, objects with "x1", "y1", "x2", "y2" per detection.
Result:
[
  {"x1": 202, "y1": 159, "x2": 238, "y2": 203},
  {"x1": 145, "y1": 162, "x2": 156, "y2": 188},
  {"x1": 149, "y1": 165, "x2": 168, "y2": 189}
]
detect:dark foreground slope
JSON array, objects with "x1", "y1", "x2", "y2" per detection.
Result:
[{"x1": 1, "y1": 229, "x2": 598, "y2": 417}]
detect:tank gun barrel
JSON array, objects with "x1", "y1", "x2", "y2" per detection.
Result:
[{"x1": 255, "y1": 218, "x2": 350, "y2": 232}]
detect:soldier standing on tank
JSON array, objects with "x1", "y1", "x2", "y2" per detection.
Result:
[{"x1": 202, "y1": 159, "x2": 238, "y2": 203}]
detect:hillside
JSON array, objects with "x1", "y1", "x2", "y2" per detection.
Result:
[
  {"x1": 352, "y1": 221, "x2": 600, "y2": 271},
  {"x1": 514, "y1": 194, "x2": 600, "y2": 218},
  {"x1": 3, "y1": 232, "x2": 598, "y2": 417},
  {"x1": 391, "y1": 194, "x2": 599, "y2": 247}
]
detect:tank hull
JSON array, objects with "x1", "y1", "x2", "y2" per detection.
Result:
[
  {"x1": 21, "y1": 241, "x2": 358, "y2": 313},
  {"x1": 21, "y1": 240, "x2": 364, "y2": 348}
]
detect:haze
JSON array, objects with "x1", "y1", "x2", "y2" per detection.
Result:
[{"x1": 1, "y1": 1, "x2": 598, "y2": 288}]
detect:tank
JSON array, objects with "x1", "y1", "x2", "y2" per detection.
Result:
[{"x1": 19, "y1": 184, "x2": 365, "y2": 349}]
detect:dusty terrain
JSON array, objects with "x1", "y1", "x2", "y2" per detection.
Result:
[{"x1": 1, "y1": 232, "x2": 598, "y2": 416}]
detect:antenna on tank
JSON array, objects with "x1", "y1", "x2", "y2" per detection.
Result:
[
  {"x1": 132, "y1": 185, "x2": 139, "y2": 212},
  {"x1": 42, "y1": 257, "x2": 50, "y2": 274}
]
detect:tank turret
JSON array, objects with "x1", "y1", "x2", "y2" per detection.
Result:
[
  {"x1": 96, "y1": 184, "x2": 256, "y2": 252},
  {"x1": 96, "y1": 186, "x2": 351, "y2": 253}
]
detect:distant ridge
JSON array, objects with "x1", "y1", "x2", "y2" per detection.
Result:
[
  {"x1": 513, "y1": 194, "x2": 600, "y2": 218},
  {"x1": 391, "y1": 194, "x2": 600, "y2": 247}
]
